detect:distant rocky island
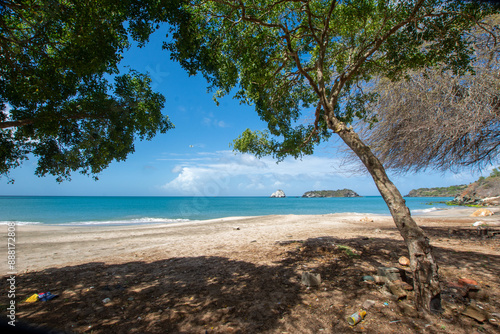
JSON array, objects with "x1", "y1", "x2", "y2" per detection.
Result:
[
  {"x1": 302, "y1": 189, "x2": 360, "y2": 198},
  {"x1": 270, "y1": 189, "x2": 286, "y2": 198},
  {"x1": 406, "y1": 168, "x2": 500, "y2": 206}
]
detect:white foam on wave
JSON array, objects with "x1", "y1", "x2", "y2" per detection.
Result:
[
  {"x1": 0, "y1": 221, "x2": 42, "y2": 225},
  {"x1": 412, "y1": 207, "x2": 441, "y2": 214},
  {"x1": 59, "y1": 217, "x2": 191, "y2": 226}
]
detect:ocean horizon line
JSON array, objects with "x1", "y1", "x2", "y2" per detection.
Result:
[
  {"x1": 0, "y1": 196, "x2": 454, "y2": 226},
  {"x1": 0, "y1": 194, "x2": 418, "y2": 198}
]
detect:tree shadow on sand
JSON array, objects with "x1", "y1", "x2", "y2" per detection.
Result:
[
  {"x1": 273, "y1": 232, "x2": 500, "y2": 333},
  {"x1": 1, "y1": 228, "x2": 499, "y2": 334},
  {"x1": 3, "y1": 257, "x2": 302, "y2": 334}
]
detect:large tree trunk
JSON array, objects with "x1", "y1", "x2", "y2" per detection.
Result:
[{"x1": 335, "y1": 125, "x2": 441, "y2": 313}]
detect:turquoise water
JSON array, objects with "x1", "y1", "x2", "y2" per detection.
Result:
[{"x1": 0, "y1": 196, "x2": 454, "y2": 226}]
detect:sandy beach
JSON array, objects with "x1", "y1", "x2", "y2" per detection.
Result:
[
  {"x1": 1, "y1": 207, "x2": 499, "y2": 333},
  {"x1": 3, "y1": 207, "x2": 498, "y2": 273}
]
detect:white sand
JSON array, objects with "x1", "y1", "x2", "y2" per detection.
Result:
[{"x1": 1, "y1": 207, "x2": 498, "y2": 273}]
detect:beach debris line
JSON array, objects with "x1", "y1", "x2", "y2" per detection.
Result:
[
  {"x1": 25, "y1": 292, "x2": 58, "y2": 303},
  {"x1": 38, "y1": 292, "x2": 58, "y2": 301},
  {"x1": 361, "y1": 275, "x2": 375, "y2": 282},
  {"x1": 443, "y1": 278, "x2": 481, "y2": 301},
  {"x1": 440, "y1": 278, "x2": 500, "y2": 325},
  {"x1": 347, "y1": 309, "x2": 367, "y2": 326},
  {"x1": 25, "y1": 294, "x2": 39, "y2": 303}
]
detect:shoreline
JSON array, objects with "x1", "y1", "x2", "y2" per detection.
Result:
[
  {"x1": 2, "y1": 207, "x2": 498, "y2": 274},
  {"x1": 0, "y1": 196, "x2": 458, "y2": 226},
  {"x1": 0, "y1": 205, "x2": 478, "y2": 227},
  {"x1": 0, "y1": 207, "x2": 460, "y2": 227}
]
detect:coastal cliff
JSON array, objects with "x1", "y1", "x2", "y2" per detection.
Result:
[
  {"x1": 302, "y1": 189, "x2": 360, "y2": 198},
  {"x1": 450, "y1": 170, "x2": 500, "y2": 206},
  {"x1": 406, "y1": 168, "x2": 500, "y2": 206}
]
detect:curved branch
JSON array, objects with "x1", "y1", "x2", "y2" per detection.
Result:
[
  {"x1": 0, "y1": 119, "x2": 35, "y2": 129},
  {"x1": 0, "y1": 113, "x2": 109, "y2": 129}
]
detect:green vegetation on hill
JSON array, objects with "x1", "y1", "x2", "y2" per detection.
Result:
[
  {"x1": 406, "y1": 168, "x2": 500, "y2": 198},
  {"x1": 477, "y1": 167, "x2": 500, "y2": 186},
  {"x1": 405, "y1": 185, "x2": 468, "y2": 197}
]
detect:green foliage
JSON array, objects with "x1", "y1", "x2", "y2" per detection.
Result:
[
  {"x1": 490, "y1": 167, "x2": 500, "y2": 178},
  {"x1": 446, "y1": 202, "x2": 485, "y2": 208},
  {"x1": 167, "y1": 0, "x2": 498, "y2": 160},
  {"x1": 337, "y1": 245, "x2": 360, "y2": 258},
  {"x1": 0, "y1": 0, "x2": 183, "y2": 182},
  {"x1": 474, "y1": 167, "x2": 500, "y2": 187},
  {"x1": 406, "y1": 185, "x2": 468, "y2": 197}
]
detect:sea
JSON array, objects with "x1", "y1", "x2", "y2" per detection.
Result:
[{"x1": 0, "y1": 196, "x2": 455, "y2": 226}]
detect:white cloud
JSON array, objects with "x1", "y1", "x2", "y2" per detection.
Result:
[
  {"x1": 161, "y1": 150, "x2": 359, "y2": 196},
  {"x1": 202, "y1": 112, "x2": 230, "y2": 128},
  {"x1": 218, "y1": 120, "x2": 229, "y2": 128}
]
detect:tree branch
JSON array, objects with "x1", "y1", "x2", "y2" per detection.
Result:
[
  {"x1": 330, "y1": 0, "x2": 427, "y2": 106},
  {"x1": 0, "y1": 119, "x2": 35, "y2": 129},
  {"x1": 0, "y1": 113, "x2": 109, "y2": 129}
]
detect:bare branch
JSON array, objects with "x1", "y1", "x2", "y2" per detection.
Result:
[{"x1": 361, "y1": 57, "x2": 500, "y2": 172}]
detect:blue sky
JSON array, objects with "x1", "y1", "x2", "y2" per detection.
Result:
[{"x1": 0, "y1": 27, "x2": 493, "y2": 197}]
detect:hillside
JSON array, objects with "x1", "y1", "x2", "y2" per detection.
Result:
[
  {"x1": 451, "y1": 169, "x2": 500, "y2": 205},
  {"x1": 406, "y1": 168, "x2": 500, "y2": 205},
  {"x1": 405, "y1": 185, "x2": 468, "y2": 197},
  {"x1": 302, "y1": 189, "x2": 360, "y2": 198}
]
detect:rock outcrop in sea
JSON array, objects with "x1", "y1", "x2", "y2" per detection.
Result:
[
  {"x1": 302, "y1": 189, "x2": 360, "y2": 198},
  {"x1": 270, "y1": 189, "x2": 286, "y2": 198}
]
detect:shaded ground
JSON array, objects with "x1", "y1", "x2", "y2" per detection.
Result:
[{"x1": 1, "y1": 217, "x2": 500, "y2": 333}]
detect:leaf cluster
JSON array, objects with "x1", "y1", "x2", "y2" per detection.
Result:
[
  {"x1": 166, "y1": 0, "x2": 498, "y2": 161},
  {"x1": 0, "y1": 0, "x2": 180, "y2": 181}
]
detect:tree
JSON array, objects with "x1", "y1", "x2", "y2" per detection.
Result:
[
  {"x1": 360, "y1": 14, "x2": 500, "y2": 172},
  {"x1": 0, "y1": 0, "x2": 186, "y2": 182},
  {"x1": 166, "y1": 0, "x2": 499, "y2": 312}
]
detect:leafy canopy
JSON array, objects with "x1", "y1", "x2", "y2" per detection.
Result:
[
  {"x1": 0, "y1": 0, "x2": 188, "y2": 182},
  {"x1": 166, "y1": 0, "x2": 497, "y2": 160}
]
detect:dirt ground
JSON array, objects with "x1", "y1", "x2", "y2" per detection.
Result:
[{"x1": 1, "y1": 210, "x2": 499, "y2": 333}]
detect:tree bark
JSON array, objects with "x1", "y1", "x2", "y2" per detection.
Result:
[
  {"x1": 334, "y1": 123, "x2": 441, "y2": 313},
  {"x1": 0, "y1": 119, "x2": 35, "y2": 129}
]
